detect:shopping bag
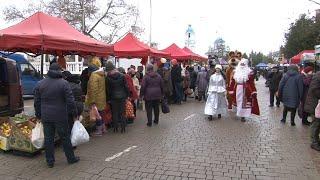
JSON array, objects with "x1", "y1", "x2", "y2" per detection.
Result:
[
  {"x1": 315, "y1": 100, "x2": 320, "y2": 119},
  {"x1": 102, "y1": 103, "x2": 112, "y2": 124},
  {"x1": 124, "y1": 100, "x2": 135, "y2": 119},
  {"x1": 31, "y1": 122, "x2": 44, "y2": 149},
  {"x1": 161, "y1": 98, "x2": 170, "y2": 114},
  {"x1": 71, "y1": 121, "x2": 90, "y2": 146}
]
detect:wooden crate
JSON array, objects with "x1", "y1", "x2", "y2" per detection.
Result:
[
  {"x1": 9, "y1": 121, "x2": 39, "y2": 153},
  {"x1": 0, "y1": 117, "x2": 12, "y2": 151}
]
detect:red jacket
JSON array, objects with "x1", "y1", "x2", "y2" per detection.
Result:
[{"x1": 125, "y1": 74, "x2": 139, "y2": 100}]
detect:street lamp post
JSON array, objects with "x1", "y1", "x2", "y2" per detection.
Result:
[{"x1": 149, "y1": 0, "x2": 152, "y2": 46}]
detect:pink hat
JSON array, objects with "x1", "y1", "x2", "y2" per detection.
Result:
[
  {"x1": 171, "y1": 59, "x2": 178, "y2": 65},
  {"x1": 304, "y1": 66, "x2": 314, "y2": 74}
]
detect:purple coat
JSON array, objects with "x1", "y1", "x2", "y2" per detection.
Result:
[{"x1": 140, "y1": 72, "x2": 164, "y2": 101}]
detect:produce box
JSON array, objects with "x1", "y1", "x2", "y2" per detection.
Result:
[
  {"x1": 9, "y1": 121, "x2": 39, "y2": 153},
  {"x1": 0, "y1": 117, "x2": 12, "y2": 151},
  {"x1": 11, "y1": 114, "x2": 31, "y2": 124}
]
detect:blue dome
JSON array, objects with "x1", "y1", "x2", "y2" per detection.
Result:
[
  {"x1": 186, "y1": 25, "x2": 194, "y2": 34},
  {"x1": 214, "y1": 38, "x2": 225, "y2": 44}
]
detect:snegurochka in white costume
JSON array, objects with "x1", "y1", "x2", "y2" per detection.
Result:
[{"x1": 204, "y1": 65, "x2": 228, "y2": 120}]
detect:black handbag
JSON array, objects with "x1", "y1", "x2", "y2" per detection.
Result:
[{"x1": 161, "y1": 98, "x2": 170, "y2": 114}]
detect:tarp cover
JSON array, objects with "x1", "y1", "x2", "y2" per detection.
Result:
[
  {"x1": 114, "y1": 33, "x2": 170, "y2": 59},
  {"x1": 182, "y1": 47, "x2": 207, "y2": 62},
  {"x1": 0, "y1": 12, "x2": 113, "y2": 56},
  {"x1": 291, "y1": 50, "x2": 315, "y2": 64},
  {"x1": 162, "y1": 43, "x2": 192, "y2": 60}
]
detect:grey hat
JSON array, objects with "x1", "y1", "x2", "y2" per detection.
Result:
[
  {"x1": 146, "y1": 64, "x2": 154, "y2": 72},
  {"x1": 105, "y1": 60, "x2": 115, "y2": 72},
  {"x1": 118, "y1": 67, "x2": 126, "y2": 74},
  {"x1": 288, "y1": 65, "x2": 299, "y2": 72},
  {"x1": 49, "y1": 63, "x2": 62, "y2": 71}
]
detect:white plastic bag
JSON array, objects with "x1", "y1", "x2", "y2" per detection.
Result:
[
  {"x1": 31, "y1": 122, "x2": 44, "y2": 149},
  {"x1": 71, "y1": 121, "x2": 89, "y2": 146}
]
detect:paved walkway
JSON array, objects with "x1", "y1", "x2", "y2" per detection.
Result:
[{"x1": 1, "y1": 79, "x2": 320, "y2": 180}]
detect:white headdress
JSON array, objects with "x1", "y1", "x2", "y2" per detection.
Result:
[{"x1": 233, "y1": 58, "x2": 252, "y2": 83}]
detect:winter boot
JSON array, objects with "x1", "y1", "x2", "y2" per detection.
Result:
[
  {"x1": 92, "y1": 125, "x2": 103, "y2": 136},
  {"x1": 101, "y1": 122, "x2": 107, "y2": 134}
]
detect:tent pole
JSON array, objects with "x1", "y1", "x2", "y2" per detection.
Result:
[{"x1": 41, "y1": 54, "x2": 44, "y2": 78}]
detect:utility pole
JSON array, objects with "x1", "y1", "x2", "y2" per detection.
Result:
[
  {"x1": 149, "y1": 0, "x2": 152, "y2": 46},
  {"x1": 80, "y1": 1, "x2": 85, "y2": 33}
]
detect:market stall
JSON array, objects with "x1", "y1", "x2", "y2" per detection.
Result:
[
  {"x1": 162, "y1": 43, "x2": 193, "y2": 61},
  {"x1": 290, "y1": 50, "x2": 315, "y2": 64},
  {"x1": 0, "y1": 11, "x2": 113, "y2": 76},
  {"x1": 0, "y1": 12, "x2": 113, "y2": 154},
  {"x1": 182, "y1": 47, "x2": 207, "y2": 62},
  {"x1": 114, "y1": 33, "x2": 170, "y2": 65}
]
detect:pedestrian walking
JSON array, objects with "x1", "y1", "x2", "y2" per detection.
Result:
[
  {"x1": 85, "y1": 57, "x2": 106, "y2": 136},
  {"x1": 230, "y1": 58, "x2": 260, "y2": 122},
  {"x1": 140, "y1": 64, "x2": 164, "y2": 127},
  {"x1": 278, "y1": 65, "x2": 303, "y2": 126},
  {"x1": 299, "y1": 66, "x2": 314, "y2": 126},
  {"x1": 204, "y1": 65, "x2": 227, "y2": 120},
  {"x1": 105, "y1": 61, "x2": 129, "y2": 133},
  {"x1": 171, "y1": 59, "x2": 183, "y2": 104},
  {"x1": 34, "y1": 63, "x2": 79, "y2": 168},
  {"x1": 268, "y1": 66, "x2": 282, "y2": 107},
  {"x1": 63, "y1": 71, "x2": 84, "y2": 133},
  {"x1": 226, "y1": 51, "x2": 239, "y2": 110},
  {"x1": 304, "y1": 72, "x2": 320, "y2": 151},
  {"x1": 196, "y1": 67, "x2": 208, "y2": 101}
]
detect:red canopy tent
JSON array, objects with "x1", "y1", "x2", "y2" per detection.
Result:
[
  {"x1": 290, "y1": 50, "x2": 315, "y2": 64},
  {"x1": 0, "y1": 12, "x2": 113, "y2": 57},
  {"x1": 182, "y1": 47, "x2": 207, "y2": 62},
  {"x1": 114, "y1": 33, "x2": 170, "y2": 59},
  {"x1": 162, "y1": 43, "x2": 193, "y2": 60}
]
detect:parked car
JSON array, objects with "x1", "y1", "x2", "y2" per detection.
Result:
[
  {"x1": 0, "y1": 57, "x2": 24, "y2": 116},
  {"x1": 0, "y1": 53, "x2": 41, "y2": 95}
]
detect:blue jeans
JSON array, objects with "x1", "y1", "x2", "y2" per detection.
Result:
[
  {"x1": 174, "y1": 82, "x2": 183, "y2": 103},
  {"x1": 43, "y1": 121, "x2": 76, "y2": 164}
]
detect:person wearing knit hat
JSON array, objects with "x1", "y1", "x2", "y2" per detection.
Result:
[
  {"x1": 89, "y1": 56, "x2": 102, "y2": 69},
  {"x1": 171, "y1": 59, "x2": 178, "y2": 66},
  {"x1": 105, "y1": 60, "x2": 115, "y2": 72},
  {"x1": 105, "y1": 63, "x2": 129, "y2": 133},
  {"x1": 299, "y1": 66, "x2": 314, "y2": 125},
  {"x1": 140, "y1": 63, "x2": 164, "y2": 127},
  {"x1": 204, "y1": 63, "x2": 227, "y2": 120},
  {"x1": 34, "y1": 62, "x2": 79, "y2": 168},
  {"x1": 278, "y1": 65, "x2": 303, "y2": 126}
]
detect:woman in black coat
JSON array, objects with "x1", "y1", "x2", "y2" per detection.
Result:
[{"x1": 304, "y1": 72, "x2": 320, "y2": 151}]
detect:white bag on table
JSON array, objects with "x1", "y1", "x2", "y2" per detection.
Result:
[
  {"x1": 31, "y1": 122, "x2": 44, "y2": 149},
  {"x1": 71, "y1": 121, "x2": 89, "y2": 146}
]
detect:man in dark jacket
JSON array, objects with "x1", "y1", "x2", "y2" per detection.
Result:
[
  {"x1": 304, "y1": 72, "x2": 320, "y2": 151},
  {"x1": 268, "y1": 66, "x2": 282, "y2": 107},
  {"x1": 171, "y1": 59, "x2": 183, "y2": 104},
  {"x1": 34, "y1": 63, "x2": 79, "y2": 168},
  {"x1": 278, "y1": 65, "x2": 303, "y2": 126},
  {"x1": 105, "y1": 61, "x2": 129, "y2": 133},
  {"x1": 140, "y1": 64, "x2": 164, "y2": 127}
]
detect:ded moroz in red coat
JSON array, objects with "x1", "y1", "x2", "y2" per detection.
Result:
[{"x1": 230, "y1": 72, "x2": 260, "y2": 116}]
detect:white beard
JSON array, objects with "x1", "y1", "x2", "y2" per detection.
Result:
[{"x1": 233, "y1": 66, "x2": 252, "y2": 83}]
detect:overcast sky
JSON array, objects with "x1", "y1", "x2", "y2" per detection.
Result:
[{"x1": 0, "y1": 0, "x2": 318, "y2": 56}]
